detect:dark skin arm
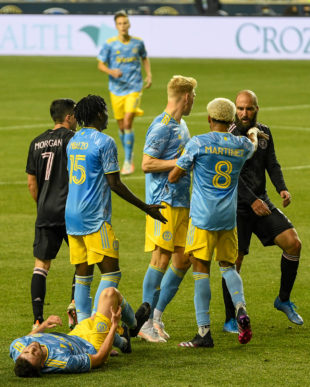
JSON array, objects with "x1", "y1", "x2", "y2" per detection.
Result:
[{"x1": 106, "y1": 172, "x2": 167, "y2": 223}]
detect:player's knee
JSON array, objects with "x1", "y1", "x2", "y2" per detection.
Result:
[
  {"x1": 219, "y1": 261, "x2": 234, "y2": 268},
  {"x1": 286, "y1": 236, "x2": 302, "y2": 257},
  {"x1": 101, "y1": 287, "x2": 118, "y2": 300}
]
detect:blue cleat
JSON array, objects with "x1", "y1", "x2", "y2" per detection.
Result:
[
  {"x1": 274, "y1": 296, "x2": 304, "y2": 325},
  {"x1": 223, "y1": 318, "x2": 238, "y2": 334}
]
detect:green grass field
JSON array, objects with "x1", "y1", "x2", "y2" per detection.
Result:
[{"x1": 0, "y1": 57, "x2": 309, "y2": 386}]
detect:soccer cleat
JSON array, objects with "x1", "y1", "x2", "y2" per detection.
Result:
[
  {"x1": 120, "y1": 324, "x2": 132, "y2": 354},
  {"x1": 32, "y1": 320, "x2": 40, "y2": 332},
  {"x1": 121, "y1": 161, "x2": 135, "y2": 176},
  {"x1": 67, "y1": 301, "x2": 78, "y2": 330},
  {"x1": 237, "y1": 307, "x2": 252, "y2": 344},
  {"x1": 138, "y1": 326, "x2": 167, "y2": 343},
  {"x1": 274, "y1": 296, "x2": 304, "y2": 325},
  {"x1": 153, "y1": 319, "x2": 170, "y2": 340},
  {"x1": 223, "y1": 318, "x2": 239, "y2": 334},
  {"x1": 129, "y1": 302, "x2": 151, "y2": 337},
  {"x1": 179, "y1": 331, "x2": 214, "y2": 348}
]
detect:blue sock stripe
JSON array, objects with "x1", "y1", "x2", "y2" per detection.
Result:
[
  {"x1": 219, "y1": 265, "x2": 235, "y2": 274},
  {"x1": 149, "y1": 264, "x2": 165, "y2": 274},
  {"x1": 193, "y1": 273, "x2": 209, "y2": 280},
  {"x1": 170, "y1": 264, "x2": 186, "y2": 279}
]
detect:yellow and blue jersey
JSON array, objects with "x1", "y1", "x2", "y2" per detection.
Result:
[
  {"x1": 144, "y1": 112, "x2": 191, "y2": 208},
  {"x1": 177, "y1": 132, "x2": 254, "y2": 230},
  {"x1": 10, "y1": 333, "x2": 96, "y2": 374},
  {"x1": 98, "y1": 36, "x2": 147, "y2": 96},
  {"x1": 65, "y1": 128, "x2": 120, "y2": 235}
]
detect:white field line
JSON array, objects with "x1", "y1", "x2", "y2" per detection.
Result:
[
  {"x1": 1, "y1": 104, "x2": 310, "y2": 131},
  {"x1": 1, "y1": 164, "x2": 309, "y2": 186}
]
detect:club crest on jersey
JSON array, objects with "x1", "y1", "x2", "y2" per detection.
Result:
[
  {"x1": 162, "y1": 231, "x2": 172, "y2": 241},
  {"x1": 113, "y1": 240, "x2": 119, "y2": 250},
  {"x1": 258, "y1": 138, "x2": 268, "y2": 149},
  {"x1": 96, "y1": 321, "x2": 108, "y2": 332}
]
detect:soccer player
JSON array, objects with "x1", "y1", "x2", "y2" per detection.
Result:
[
  {"x1": 222, "y1": 90, "x2": 303, "y2": 333},
  {"x1": 169, "y1": 97, "x2": 264, "y2": 347},
  {"x1": 10, "y1": 287, "x2": 150, "y2": 377},
  {"x1": 97, "y1": 10, "x2": 152, "y2": 175},
  {"x1": 139, "y1": 75, "x2": 196, "y2": 343},
  {"x1": 26, "y1": 99, "x2": 77, "y2": 329},
  {"x1": 65, "y1": 94, "x2": 166, "y2": 328}
]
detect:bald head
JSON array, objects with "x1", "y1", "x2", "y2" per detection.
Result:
[{"x1": 235, "y1": 90, "x2": 259, "y2": 131}]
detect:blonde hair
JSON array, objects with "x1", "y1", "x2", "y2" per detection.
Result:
[
  {"x1": 207, "y1": 98, "x2": 236, "y2": 123},
  {"x1": 167, "y1": 75, "x2": 197, "y2": 98}
]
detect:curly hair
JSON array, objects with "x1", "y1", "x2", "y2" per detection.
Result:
[
  {"x1": 74, "y1": 95, "x2": 107, "y2": 127},
  {"x1": 14, "y1": 357, "x2": 41, "y2": 378}
]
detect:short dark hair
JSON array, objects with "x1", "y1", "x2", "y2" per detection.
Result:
[
  {"x1": 50, "y1": 98, "x2": 76, "y2": 123},
  {"x1": 74, "y1": 94, "x2": 107, "y2": 127},
  {"x1": 114, "y1": 10, "x2": 128, "y2": 22},
  {"x1": 14, "y1": 357, "x2": 41, "y2": 378}
]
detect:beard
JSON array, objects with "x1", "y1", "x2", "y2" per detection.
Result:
[{"x1": 235, "y1": 111, "x2": 258, "y2": 134}]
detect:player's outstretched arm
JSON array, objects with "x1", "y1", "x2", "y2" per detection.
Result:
[
  {"x1": 89, "y1": 306, "x2": 121, "y2": 368},
  {"x1": 142, "y1": 154, "x2": 176, "y2": 173},
  {"x1": 29, "y1": 315, "x2": 62, "y2": 335},
  {"x1": 106, "y1": 172, "x2": 167, "y2": 223},
  {"x1": 168, "y1": 166, "x2": 186, "y2": 183}
]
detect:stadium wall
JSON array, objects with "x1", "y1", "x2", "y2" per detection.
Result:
[{"x1": 0, "y1": 15, "x2": 309, "y2": 59}]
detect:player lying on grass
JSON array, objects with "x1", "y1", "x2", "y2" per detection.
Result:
[{"x1": 10, "y1": 287, "x2": 150, "y2": 377}]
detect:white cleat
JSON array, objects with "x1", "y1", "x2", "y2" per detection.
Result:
[
  {"x1": 153, "y1": 319, "x2": 170, "y2": 340},
  {"x1": 138, "y1": 326, "x2": 167, "y2": 343}
]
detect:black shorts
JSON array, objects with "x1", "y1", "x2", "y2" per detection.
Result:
[
  {"x1": 237, "y1": 208, "x2": 294, "y2": 255},
  {"x1": 33, "y1": 225, "x2": 68, "y2": 260}
]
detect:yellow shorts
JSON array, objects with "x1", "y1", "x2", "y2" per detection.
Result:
[
  {"x1": 185, "y1": 219, "x2": 238, "y2": 264},
  {"x1": 68, "y1": 222, "x2": 119, "y2": 265},
  {"x1": 145, "y1": 202, "x2": 189, "y2": 252},
  {"x1": 69, "y1": 312, "x2": 111, "y2": 352},
  {"x1": 110, "y1": 91, "x2": 144, "y2": 120}
]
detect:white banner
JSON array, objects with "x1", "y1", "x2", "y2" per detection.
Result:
[{"x1": 0, "y1": 15, "x2": 309, "y2": 59}]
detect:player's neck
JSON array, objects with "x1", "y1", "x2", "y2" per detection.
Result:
[
  {"x1": 53, "y1": 123, "x2": 66, "y2": 130},
  {"x1": 118, "y1": 33, "x2": 130, "y2": 43},
  {"x1": 165, "y1": 104, "x2": 183, "y2": 123}
]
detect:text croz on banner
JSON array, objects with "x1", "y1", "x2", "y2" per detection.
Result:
[{"x1": 0, "y1": 15, "x2": 309, "y2": 59}]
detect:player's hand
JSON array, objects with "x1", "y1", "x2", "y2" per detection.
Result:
[
  {"x1": 44, "y1": 315, "x2": 62, "y2": 329},
  {"x1": 251, "y1": 199, "x2": 271, "y2": 216},
  {"x1": 111, "y1": 306, "x2": 122, "y2": 327},
  {"x1": 110, "y1": 69, "x2": 122, "y2": 78},
  {"x1": 257, "y1": 130, "x2": 269, "y2": 140},
  {"x1": 144, "y1": 74, "x2": 152, "y2": 89},
  {"x1": 145, "y1": 204, "x2": 167, "y2": 224},
  {"x1": 280, "y1": 190, "x2": 291, "y2": 207}
]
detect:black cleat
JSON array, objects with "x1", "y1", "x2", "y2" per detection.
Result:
[
  {"x1": 120, "y1": 323, "x2": 132, "y2": 354},
  {"x1": 179, "y1": 331, "x2": 214, "y2": 348},
  {"x1": 129, "y1": 302, "x2": 151, "y2": 337}
]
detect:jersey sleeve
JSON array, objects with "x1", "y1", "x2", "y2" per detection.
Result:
[
  {"x1": 241, "y1": 136, "x2": 255, "y2": 159},
  {"x1": 25, "y1": 141, "x2": 36, "y2": 175},
  {"x1": 101, "y1": 137, "x2": 120, "y2": 174},
  {"x1": 97, "y1": 42, "x2": 110, "y2": 64},
  {"x1": 139, "y1": 40, "x2": 147, "y2": 59},
  {"x1": 64, "y1": 354, "x2": 91, "y2": 373},
  {"x1": 176, "y1": 137, "x2": 199, "y2": 170},
  {"x1": 143, "y1": 123, "x2": 171, "y2": 159}
]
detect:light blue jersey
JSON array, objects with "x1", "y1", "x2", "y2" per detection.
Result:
[
  {"x1": 177, "y1": 132, "x2": 254, "y2": 230},
  {"x1": 10, "y1": 333, "x2": 96, "y2": 374},
  {"x1": 144, "y1": 112, "x2": 191, "y2": 208},
  {"x1": 65, "y1": 128, "x2": 120, "y2": 235},
  {"x1": 98, "y1": 36, "x2": 147, "y2": 96}
]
